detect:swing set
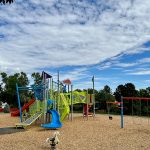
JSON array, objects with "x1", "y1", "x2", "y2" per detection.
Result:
[
  {"x1": 122, "y1": 97, "x2": 150, "y2": 127},
  {"x1": 106, "y1": 101, "x2": 123, "y2": 120},
  {"x1": 107, "y1": 97, "x2": 150, "y2": 128}
]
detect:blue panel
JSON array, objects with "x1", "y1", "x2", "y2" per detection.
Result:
[{"x1": 41, "y1": 110, "x2": 62, "y2": 129}]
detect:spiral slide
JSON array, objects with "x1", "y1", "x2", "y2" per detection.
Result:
[
  {"x1": 41, "y1": 110, "x2": 62, "y2": 129},
  {"x1": 11, "y1": 99, "x2": 35, "y2": 116}
]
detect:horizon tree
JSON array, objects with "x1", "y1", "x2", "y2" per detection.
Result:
[
  {"x1": 31, "y1": 72, "x2": 42, "y2": 85},
  {"x1": 0, "y1": 0, "x2": 14, "y2": 4},
  {"x1": 0, "y1": 72, "x2": 29, "y2": 107}
]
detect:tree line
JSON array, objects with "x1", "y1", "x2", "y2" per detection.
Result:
[
  {"x1": 0, "y1": 0, "x2": 14, "y2": 4},
  {"x1": 0, "y1": 72, "x2": 41, "y2": 107},
  {"x1": 0, "y1": 72, "x2": 150, "y2": 116}
]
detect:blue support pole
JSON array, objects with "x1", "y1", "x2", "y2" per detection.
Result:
[
  {"x1": 92, "y1": 75, "x2": 95, "y2": 117},
  {"x1": 57, "y1": 70, "x2": 60, "y2": 114},
  {"x1": 16, "y1": 83, "x2": 22, "y2": 122},
  {"x1": 33, "y1": 89, "x2": 37, "y2": 100},
  {"x1": 121, "y1": 96, "x2": 124, "y2": 128}
]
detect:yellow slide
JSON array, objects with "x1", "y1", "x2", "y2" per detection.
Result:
[
  {"x1": 59, "y1": 92, "x2": 87, "y2": 121},
  {"x1": 59, "y1": 93, "x2": 70, "y2": 121}
]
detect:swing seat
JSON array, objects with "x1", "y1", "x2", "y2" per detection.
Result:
[{"x1": 109, "y1": 116, "x2": 113, "y2": 120}]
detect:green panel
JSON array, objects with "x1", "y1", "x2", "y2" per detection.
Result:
[{"x1": 59, "y1": 93, "x2": 70, "y2": 121}]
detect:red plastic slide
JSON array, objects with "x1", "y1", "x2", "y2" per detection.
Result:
[{"x1": 11, "y1": 99, "x2": 35, "y2": 116}]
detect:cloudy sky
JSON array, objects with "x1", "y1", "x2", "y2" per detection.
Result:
[{"x1": 0, "y1": 0, "x2": 150, "y2": 91}]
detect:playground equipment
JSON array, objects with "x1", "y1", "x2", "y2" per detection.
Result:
[
  {"x1": 83, "y1": 104, "x2": 92, "y2": 116},
  {"x1": 41, "y1": 100, "x2": 62, "y2": 129},
  {"x1": 14, "y1": 71, "x2": 95, "y2": 129},
  {"x1": 120, "y1": 97, "x2": 150, "y2": 128},
  {"x1": 11, "y1": 99, "x2": 35, "y2": 116},
  {"x1": 83, "y1": 93, "x2": 95, "y2": 118},
  {"x1": 106, "y1": 101, "x2": 122, "y2": 120},
  {"x1": 15, "y1": 71, "x2": 53, "y2": 128},
  {"x1": 41, "y1": 109, "x2": 62, "y2": 129}
]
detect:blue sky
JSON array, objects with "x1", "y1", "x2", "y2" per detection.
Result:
[{"x1": 0, "y1": 0, "x2": 150, "y2": 92}]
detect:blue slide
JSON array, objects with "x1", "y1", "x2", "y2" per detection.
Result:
[{"x1": 41, "y1": 110, "x2": 62, "y2": 129}]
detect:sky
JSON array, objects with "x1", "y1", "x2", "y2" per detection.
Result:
[{"x1": 0, "y1": 0, "x2": 150, "y2": 92}]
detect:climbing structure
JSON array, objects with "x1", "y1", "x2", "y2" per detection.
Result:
[
  {"x1": 15, "y1": 71, "x2": 51, "y2": 128},
  {"x1": 15, "y1": 71, "x2": 95, "y2": 129}
]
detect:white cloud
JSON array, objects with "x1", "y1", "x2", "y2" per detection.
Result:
[
  {"x1": 98, "y1": 60, "x2": 135, "y2": 70},
  {"x1": 0, "y1": 0, "x2": 150, "y2": 74},
  {"x1": 126, "y1": 68, "x2": 150, "y2": 75},
  {"x1": 94, "y1": 77, "x2": 115, "y2": 81},
  {"x1": 114, "y1": 62, "x2": 137, "y2": 67},
  {"x1": 59, "y1": 67, "x2": 90, "y2": 83},
  {"x1": 98, "y1": 54, "x2": 150, "y2": 70},
  {"x1": 128, "y1": 70, "x2": 150, "y2": 75},
  {"x1": 143, "y1": 80, "x2": 150, "y2": 83},
  {"x1": 116, "y1": 57, "x2": 150, "y2": 68},
  {"x1": 138, "y1": 58, "x2": 150, "y2": 63}
]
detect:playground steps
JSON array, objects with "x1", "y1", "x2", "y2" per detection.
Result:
[{"x1": 16, "y1": 111, "x2": 43, "y2": 128}]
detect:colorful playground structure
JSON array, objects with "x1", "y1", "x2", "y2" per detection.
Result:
[
  {"x1": 13, "y1": 71, "x2": 95, "y2": 129},
  {"x1": 11, "y1": 99, "x2": 35, "y2": 116}
]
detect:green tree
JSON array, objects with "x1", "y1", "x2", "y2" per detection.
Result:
[
  {"x1": 114, "y1": 84, "x2": 125, "y2": 101},
  {"x1": 0, "y1": 84, "x2": 3, "y2": 101},
  {"x1": 0, "y1": 0, "x2": 14, "y2": 4},
  {"x1": 124, "y1": 83, "x2": 137, "y2": 97},
  {"x1": 103, "y1": 85, "x2": 111, "y2": 94},
  {"x1": 114, "y1": 83, "x2": 138, "y2": 115},
  {"x1": 96, "y1": 87, "x2": 115, "y2": 111},
  {"x1": 138, "y1": 89, "x2": 149, "y2": 97},
  {"x1": 0, "y1": 72, "x2": 29, "y2": 107},
  {"x1": 146, "y1": 87, "x2": 150, "y2": 96},
  {"x1": 137, "y1": 87, "x2": 150, "y2": 116},
  {"x1": 114, "y1": 83, "x2": 137, "y2": 101},
  {"x1": 31, "y1": 72, "x2": 42, "y2": 85},
  {"x1": 74, "y1": 89, "x2": 82, "y2": 92},
  {"x1": 86, "y1": 88, "x2": 97, "y2": 94}
]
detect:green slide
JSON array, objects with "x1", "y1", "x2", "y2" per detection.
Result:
[
  {"x1": 59, "y1": 93, "x2": 70, "y2": 121},
  {"x1": 59, "y1": 91, "x2": 87, "y2": 121}
]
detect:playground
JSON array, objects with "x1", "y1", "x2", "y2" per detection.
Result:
[
  {"x1": 0, "y1": 113, "x2": 150, "y2": 150},
  {"x1": 0, "y1": 72, "x2": 150, "y2": 150}
]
